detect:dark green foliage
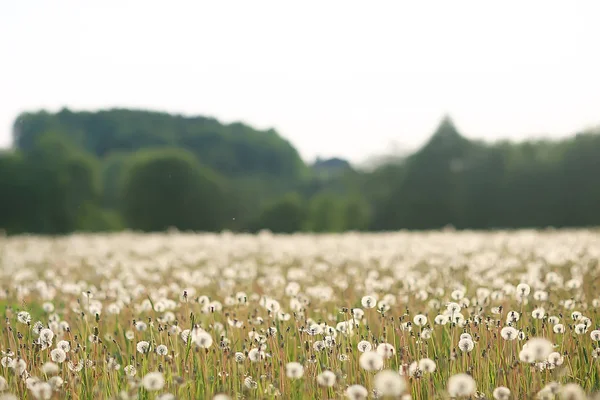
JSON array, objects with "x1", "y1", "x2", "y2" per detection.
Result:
[
  {"x1": 253, "y1": 193, "x2": 307, "y2": 233},
  {"x1": 3, "y1": 109, "x2": 600, "y2": 234},
  {"x1": 0, "y1": 132, "x2": 102, "y2": 234},
  {"x1": 120, "y1": 148, "x2": 229, "y2": 232},
  {"x1": 14, "y1": 108, "x2": 307, "y2": 180}
]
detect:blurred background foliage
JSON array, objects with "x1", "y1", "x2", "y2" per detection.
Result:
[{"x1": 1, "y1": 108, "x2": 599, "y2": 234}]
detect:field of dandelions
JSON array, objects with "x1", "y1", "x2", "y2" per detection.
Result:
[{"x1": 1, "y1": 230, "x2": 600, "y2": 400}]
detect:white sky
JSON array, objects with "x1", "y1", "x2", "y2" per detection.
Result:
[{"x1": 1, "y1": 1, "x2": 599, "y2": 163}]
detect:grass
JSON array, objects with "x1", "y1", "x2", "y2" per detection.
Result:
[{"x1": 0, "y1": 230, "x2": 599, "y2": 399}]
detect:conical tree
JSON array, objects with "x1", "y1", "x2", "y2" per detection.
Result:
[{"x1": 387, "y1": 115, "x2": 473, "y2": 229}]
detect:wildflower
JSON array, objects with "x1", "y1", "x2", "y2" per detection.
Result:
[
  {"x1": 559, "y1": 383, "x2": 586, "y2": 400},
  {"x1": 285, "y1": 362, "x2": 304, "y2": 379},
  {"x1": 516, "y1": 283, "x2": 531, "y2": 297},
  {"x1": 591, "y1": 330, "x2": 600, "y2": 341},
  {"x1": 447, "y1": 373, "x2": 477, "y2": 397},
  {"x1": 48, "y1": 376, "x2": 63, "y2": 389},
  {"x1": 56, "y1": 340, "x2": 70, "y2": 352},
  {"x1": 50, "y1": 348, "x2": 66, "y2": 363},
  {"x1": 506, "y1": 310, "x2": 520, "y2": 324},
  {"x1": 42, "y1": 302, "x2": 55, "y2": 313},
  {"x1": 30, "y1": 382, "x2": 53, "y2": 400},
  {"x1": 413, "y1": 314, "x2": 427, "y2": 326},
  {"x1": 533, "y1": 290, "x2": 548, "y2": 301},
  {"x1": 313, "y1": 340, "x2": 325, "y2": 352},
  {"x1": 501, "y1": 326, "x2": 518, "y2": 340},
  {"x1": 418, "y1": 358, "x2": 436, "y2": 373},
  {"x1": 525, "y1": 337, "x2": 553, "y2": 361},
  {"x1": 374, "y1": 370, "x2": 407, "y2": 397},
  {"x1": 493, "y1": 386, "x2": 511, "y2": 400},
  {"x1": 17, "y1": 311, "x2": 31, "y2": 324},
  {"x1": 135, "y1": 321, "x2": 148, "y2": 332},
  {"x1": 136, "y1": 341, "x2": 150, "y2": 354},
  {"x1": 434, "y1": 314, "x2": 449, "y2": 325},
  {"x1": 142, "y1": 372, "x2": 165, "y2": 391},
  {"x1": 243, "y1": 376, "x2": 258, "y2": 389},
  {"x1": 376, "y1": 343, "x2": 395, "y2": 359},
  {"x1": 41, "y1": 361, "x2": 59, "y2": 375},
  {"x1": 446, "y1": 302, "x2": 461, "y2": 315},
  {"x1": 352, "y1": 308, "x2": 365, "y2": 320},
  {"x1": 553, "y1": 324, "x2": 565, "y2": 334},
  {"x1": 361, "y1": 295, "x2": 377, "y2": 309},
  {"x1": 359, "y1": 351, "x2": 384, "y2": 371},
  {"x1": 519, "y1": 347, "x2": 535, "y2": 363},
  {"x1": 547, "y1": 352, "x2": 564, "y2": 366},
  {"x1": 451, "y1": 289, "x2": 465, "y2": 300},
  {"x1": 191, "y1": 329, "x2": 213, "y2": 348},
  {"x1": 316, "y1": 370, "x2": 336, "y2": 387},
  {"x1": 532, "y1": 307, "x2": 545, "y2": 319},
  {"x1": 248, "y1": 348, "x2": 265, "y2": 362},
  {"x1": 306, "y1": 323, "x2": 323, "y2": 335},
  {"x1": 156, "y1": 344, "x2": 168, "y2": 356},
  {"x1": 345, "y1": 384, "x2": 368, "y2": 399},
  {"x1": 10, "y1": 358, "x2": 27, "y2": 375},
  {"x1": 574, "y1": 324, "x2": 588, "y2": 335},
  {"x1": 571, "y1": 311, "x2": 583, "y2": 321},
  {"x1": 107, "y1": 357, "x2": 120, "y2": 371},
  {"x1": 458, "y1": 338, "x2": 474, "y2": 352},
  {"x1": 324, "y1": 335, "x2": 336, "y2": 347},
  {"x1": 124, "y1": 365, "x2": 137, "y2": 376},
  {"x1": 67, "y1": 360, "x2": 83, "y2": 372}
]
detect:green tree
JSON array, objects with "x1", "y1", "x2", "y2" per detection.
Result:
[
  {"x1": 0, "y1": 151, "x2": 37, "y2": 233},
  {"x1": 22, "y1": 132, "x2": 102, "y2": 233},
  {"x1": 305, "y1": 192, "x2": 346, "y2": 232},
  {"x1": 342, "y1": 196, "x2": 371, "y2": 231},
  {"x1": 120, "y1": 148, "x2": 229, "y2": 232},
  {"x1": 254, "y1": 193, "x2": 307, "y2": 233}
]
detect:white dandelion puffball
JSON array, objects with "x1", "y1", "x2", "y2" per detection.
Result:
[
  {"x1": 525, "y1": 337, "x2": 554, "y2": 361},
  {"x1": 357, "y1": 340, "x2": 372, "y2": 353},
  {"x1": 50, "y1": 348, "x2": 66, "y2": 363},
  {"x1": 136, "y1": 340, "x2": 150, "y2": 354},
  {"x1": 359, "y1": 351, "x2": 384, "y2": 371},
  {"x1": 285, "y1": 362, "x2": 304, "y2": 379},
  {"x1": 500, "y1": 326, "x2": 518, "y2": 340},
  {"x1": 559, "y1": 383, "x2": 586, "y2": 400},
  {"x1": 345, "y1": 384, "x2": 368, "y2": 399},
  {"x1": 413, "y1": 314, "x2": 427, "y2": 326},
  {"x1": 418, "y1": 358, "x2": 436, "y2": 373},
  {"x1": 361, "y1": 295, "x2": 377, "y2": 309},
  {"x1": 458, "y1": 338, "x2": 474, "y2": 352},
  {"x1": 448, "y1": 373, "x2": 477, "y2": 397},
  {"x1": 191, "y1": 329, "x2": 213, "y2": 348},
  {"x1": 493, "y1": 386, "x2": 511, "y2": 400},
  {"x1": 142, "y1": 371, "x2": 165, "y2": 391},
  {"x1": 376, "y1": 343, "x2": 396, "y2": 359},
  {"x1": 213, "y1": 395, "x2": 232, "y2": 400},
  {"x1": 374, "y1": 370, "x2": 407, "y2": 397},
  {"x1": 316, "y1": 370, "x2": 336, "y2": 387}
]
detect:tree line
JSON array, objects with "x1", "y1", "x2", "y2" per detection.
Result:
[{"x1": 1, "y1": 108, "x2": 599, "y2": 235}]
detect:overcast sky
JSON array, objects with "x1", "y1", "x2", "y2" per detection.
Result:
[{"x1": 1, "y1": 1, "x2": 599, "y2": 163}]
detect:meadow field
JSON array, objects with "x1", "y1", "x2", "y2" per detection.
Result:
[{"x1": 0, "y1": 230, "x2": 599, "y2": 399}]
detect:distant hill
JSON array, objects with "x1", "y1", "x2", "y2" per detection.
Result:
[
  {"x1": 13, "y1": 108, "x2": 308, "y2": 180},
  {"x1": 311, "y1": 157, "x2": 352, "y2": 179}
]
